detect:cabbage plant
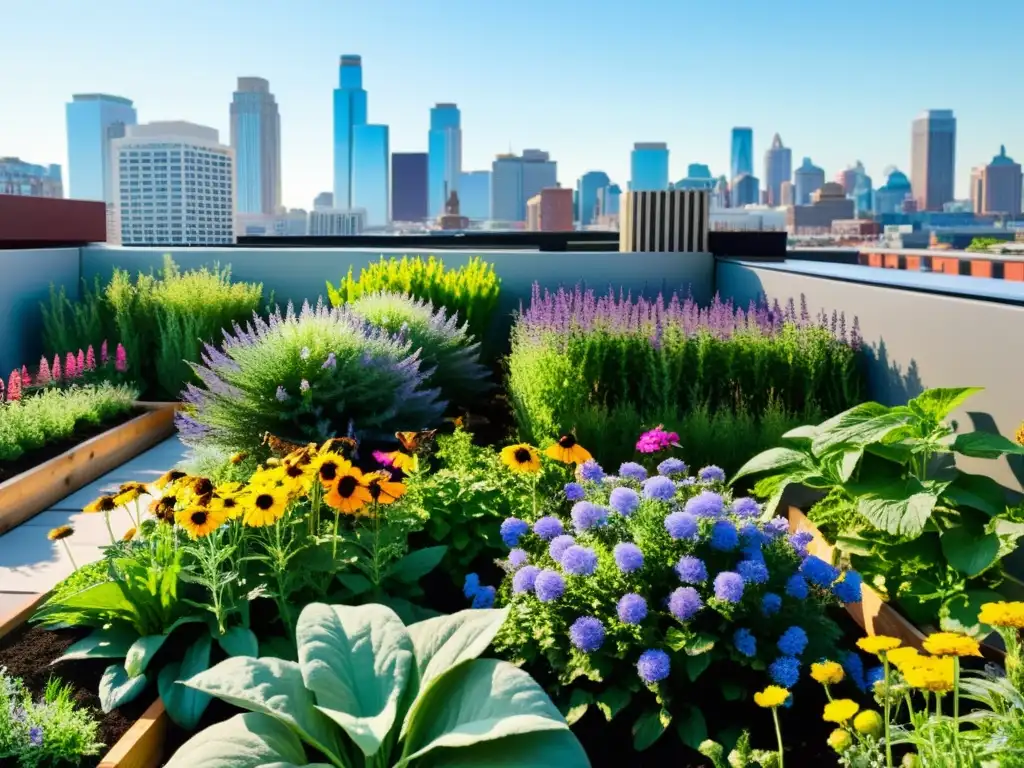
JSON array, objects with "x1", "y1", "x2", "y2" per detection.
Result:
[{"x1": 165, "y1": 603, "x2": 590, "y2": 768}]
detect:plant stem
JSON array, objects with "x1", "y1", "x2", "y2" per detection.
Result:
[
  {"x1": 772, "y1": 706, "x2": 784, "y2": 768},
  {"x1": 61, "y1": 540, "x2": 78, "y2": 570},
  {"x1": 331, "y1": 510, "x2": 340, "y2": 560},
  {"x1": 532, "y1": 475, "x2": 538, "y2": 518},
  {"x1": 882, "y1": 656, "x2": 893, "y2": 768},
  {"x1": 953, "y1": 657, "x2": 960, "y2": 752},
  {"x1": 103, "y1": 511, "x2": 115, "y2": 545}
]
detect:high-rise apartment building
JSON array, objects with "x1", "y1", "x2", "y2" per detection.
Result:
[
  {"x1": 730, "y1": 128, "x2": 753, "y2": 182},
  {"x1": 65, "y1": 93, "x2": 137, "y2": 202},
  {"x1": 526, "y1": 187, "x2": 573, "y2": 231},
  {"x1": 629, "y1": 143, "x2": 669, "y2": 192},
  {"x1": 794, "y1": 157, "x2": 825, "y2": 205},
  {"x1": 352, "y1": 123, "x2": 389, "y2": 227},
  {"x1": 490, "y1": 150, "x2": 557, "y2": 222},
  {"x1": 332, "y1": 55, "x2": 368, "y2": 210},
  {"x1": 911, "y1": 109, "x2": 956, "y2": 212},
  {"x1": 762, "y1": 134, "x2": 792, "y2": 206},
  {"x1": 230, "y1": 77, "x2": 281, "y2": 215},
  {"x1": 0, "y1": 157, "x2": 63, "y2": 197},
  {"x1": 977, "y1": 145, "x2": 1022, "y2": 215},
  {"x1": 458, "y1": 170, "x2": 491, "y2": 220},
  {"x1": 112, "y1": 121, "x2": 234, "y2": 246},
  {"x1": 428, "y1": 103, "x2": 462, "y2": 217},
  {"x1": 391, "y1": 152, "x2": 428, "y2": 222},
  {"x1": 577, "y1": 171, "x2": 611, "y2": 226},
  {"x1": 731, "y1": 173, "x2": 760, "y2": 207}
]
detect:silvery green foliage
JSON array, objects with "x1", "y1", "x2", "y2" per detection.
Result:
[
  {"x1": 165, "y1": 604, "x2": 590, "y2": 768},
  {"x1": 177, "y1": 299, "x2": 445, "y2": 453},
  {"x1": 349, "y1": 291, "x2": 491, "y2": 408}
]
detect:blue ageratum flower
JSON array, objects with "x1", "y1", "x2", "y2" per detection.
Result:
[
  {"x1": 683, "y1": 490, "x2": 725, "y2": 518},
  {"x1": 613, "y1": 542, "x2": 644, "y2": 573},
  {"x1": 500, "y1": 517, "x2": 530, "y2": 547},
  {"x1": 463, "y1": 573, "x2": 480, "y2": 598},
  {"x1": 28, "y1": 726, "x2": 43, "y2": 747},
  {"x1": 732, "y1": 497, "x2": 761, "y2": 518},
  {"x1": 733, "y1": 628, "x2": 757, "y2": 658},
  {"x1": 609, "y1": 487, "x2": 640, "y2": 516},
  {"x1": 789, "y1": 531, "x2": 815, "y2": 558},
  {"x1": 657, "y1": 457, "x2": 687, "y2": 476},
  {"x1": 637, "y1": 649, "x2": 671, "y2": 684},
  {"x1": 763, "y1": 517, "x2": 789, "y2": 539},
  {"x1": 710, "y1": 520, "x2": 739, "y2": 551},
  {"x1": 738, "y1": 522, "x2": 766, "y2": 545},
  {"x1": 507, "y1": 548, "x2": 528, "y2": 571},
  {"x1": 698, "y1": 465, "x2": 726, "y2": 483},
  {"x1": 533, "y1": 515, "x2": 565, "y2": 541},
  {"x1": 832, "y1": 571, "x2": 863, "y2": 604},
  {"x1": 569, "y1": 616, "x2": 605, "y2": 652},
  {"x1": 866, "y1": 665, "x2": 885, "y2": 690},
  {"x1": 619, "y1": 462, "x2": 648, "y2": 481},
  {"x1": 512, "y1": 565, "x2": 540, "y2": 594},
  {"x1": 549, "y1": 534, "x2": 576, "y2": 562},
  {"x1": 842, "y1": 652, "x2": 868, "y2": 692},
  {"x1": 777, "y1": 626, "x2": 809, "y2": 656},
  {"x1": 761, "y1": 592, "x2": 782, "y2": 616},
  {"x1": 534, "y1": 569, "x2": 566, "y2": 602},
  {"x1": 643, "y1": 475, "x2": 676, "y2": 501},
  {"x1": 617, "y1": 593, "x2": 648, "y2": 624},
  {"x1": 801, "y1": 555, "x2": 840, "y2": 588},
  {"x1": 737, "y1": 558, "x2": 769, "y2": 585},
  {"x1": 714, "y1": 571, "x2": 744, "y2": 603},
  {"x1": 579, "y1": 460, "x2": 605, "y2": 482},
  {"x1": 785, "y1": 573, "x2": 809, "y2": 600},
  {"x1": 471, "y1": 585, "x2": 496, "y2": 608},
  {"x1": 769, "y1": 655, "x2": 801, "y2": 688},
  {"x1": 675, "y1": 555, "x2": 708, "y2": 584},
  {"x1": 668, "y1": 586, "x2": 703, "y2": 621},
  {"x1": 664, "y1": 511, "x2": 698, "y2": 541},
  {"x1": 561, "y1": 545, "x2": 598, "y2": 576},
  {"x1": 564, "y1": 482, "x2": 585, "y2": 501},
  {"x1": 570, "y1": 501, "x2": 608, "y2": 533}
]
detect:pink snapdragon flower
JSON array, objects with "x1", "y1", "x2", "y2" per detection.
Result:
[
  {"x1": 37, "y1": 357, "x2": 52, "y2": 385},
  {"x1": 636, "y1": 425, "x2": 681, "y2": 454},
  {"x1": 85, "y1": 345, "x2": 96, "y2": 371},
  {"x1": 7, "y1": 370, "x2": 21, "y2": 401},
  {"x1": 115, "y1": 343, "x2": 128, "y2": 373}
]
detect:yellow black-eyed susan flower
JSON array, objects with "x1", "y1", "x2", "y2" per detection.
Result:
[
  {"x1": 268, "y1": 462, "x2": 313, "y2": 495},
  {"x1": 113, "y1": 482, "x2": 148, "y2": 506},
  {"x1": 83, "y1": 495, "x2": 117, "y2": 513},
  {"x1": 544, "y1": 434, "x2": 592, "y2": 465},
  {"x1": 312, "y1": 452, "x2": 350, "y2": 487},
  {"x1": 47, "y1": 525, "x2": 75, "y2": 541},
  {"x1": 175, "y1": 506, "x2": 227, "y2": 539},
  {"x1": 188, "y1": 476, "x2": 215, "y2": 498},
  {"x1": 149, "y1": 494, "x2": 177, "y2": 522},
  {"x1": 500, "y1": 443, "x2": 541, "y2": 474},
  {"x1": 241, "y1": 485, "x2": 289, "y2": 527},
  {"x1": 324, "y1": 466, "x2": 373, "y2": 514},
  {"x1": 153, "y1": 469, "x2": 187, "y2": 489},
  {"x1": 209, "y1": 494, "x2": 242, "y2": 519},
  {"x1": 365, "y1": 472, "x2": 407, "y2": 506}
]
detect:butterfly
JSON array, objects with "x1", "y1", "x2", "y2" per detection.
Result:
[
  {"x1": 319, "y1": 436, "x2": 359, "y2": 460},
  {"x1": 261, "y1": 432, "x2": 306, "y2": 458},
  {"x1": 395, "y1": 430, "x2": 438, "y2": 453},
  {"x1": 445, "y1": 413, "x2": 491, "y2": 430}
]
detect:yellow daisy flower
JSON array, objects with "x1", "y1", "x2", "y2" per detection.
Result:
[
  {"x1": 175, "y1": 507, "x2": 226, "y2": 539},
  {"x1": 384, "y1": 450, "x2": 418, "y2": 473},
  {"x1": 922, "y1": 632, "x2": 982, "y2": 658},
  {"x1": 902, "y1": 656, "x2": 954, "y2": 692},
  {"x1": 853, "y1": 710, "x2": 884, "y2": 738},
  {"x1": 148, "y1": 494, "x2": 178, "y2": 522},
  {"x1": 153, "y1": 469, "x2": 187, "y2": 490},
  {"x1": 500, "y1": 443, "x2": 542, "y2": 474},
  {"x1": 887, "y1": 646, "x2": 923, "y2": 669},
  {"x1": 823, "y1": 699, "x2": 860, "y2": 724},
  {"x1": 979, "y1": 601, "x2": 1024, "y2": 630},
  {"x1": 83, "y1": 495, "x2": 117, "y2": 513},
  {"x1": 544, "y1": 434, "x2": 593, "y2": 465},
  {"x1": 856, "y1": 636, "x2": 902, "y2": 656},
  {"x1": 810, "y1": 661, "x2": 845, "y2": 685},
  {"x1": 827, "y1": 729, "x2": 852, "y2": 752},
  {"x1": 113, "y1": 481, "x2": 148, "y2": 506},
  {"x1": 47, "y1": 525, "x2": 75, "y2": 541},
  {"x1": 241, "y1": 485, "x2": 290, "y2": 527},
  {"x1": 1016, "y1": 421, "x2": 1024, "y2": 447},
  {"x1": 266, "y1": 462, "x2": 314, "y2": 495},
  {"x1": 753, "y1": 685, "x2": 789, "y2": 708}
]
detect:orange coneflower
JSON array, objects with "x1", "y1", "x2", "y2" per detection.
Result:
[
  {"x1": 544, "y1": 434, "x2": 592, "y2": 465},
  {"x1": 365, "y1": 472, "x2": 407, "y2": 505},
  {"x1": 324, "y1": 466, "x2": 372, "y2": 514}
]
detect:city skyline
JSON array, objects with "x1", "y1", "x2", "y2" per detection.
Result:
[{"x1": 3, "y1": 0, "x2": 1023, "y2": 209}]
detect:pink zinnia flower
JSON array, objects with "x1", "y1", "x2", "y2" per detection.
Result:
[
  {"x1": 115, "y1": 343, "x2": 128, "y2": 373},
  {"x1": 37, "y1": 357, "x2": 51, "y2": 385},
  {"x1": 21, "y1": 365, "x2": 30, "y2": 388},
  {"x1": 636, "y1": 425, "x2": 681, "y2": 454},
  {"x1": 76, "y1": 349, "x2": 85, "y2": 374},
  {"x1": 85, "y1": 345, "x2": 96, "y2": 371},
  {"x1": 7, "y1": 370, "x2": 21, "y2": 401},
  {"x1": 52, "y1": 355, "x2": 63, "y2": 381},
  {"x1": 101, "y1": 340, "x2": 109, "y2": 365},
  {"x1": 65, "y1": 352, "x2": 78, "y2": 379}
]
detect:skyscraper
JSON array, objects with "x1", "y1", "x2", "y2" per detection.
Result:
[
  {"x1": 65, "y1": 93, "x2": 137, "y2": 202},
  {"x1": 978, "y1": 145, "x2": 1022, "y2": 215},
  {"x1": 332, "y1": 55, "x2": 368, "y2": 210},
  {"x1": 629, "y1": 143, "x2": 669, "y2": 191},
  {"x1": 391, "y1": 152, "x2": 428, "y2": 222},
  {"x1": 313, "y1": 192, "x2": 334, "y2": 209},
  {"x1": 428, "y1": 103, "x2": 462, "y2": 217},
  {"x1": 875, "y1": 168, "x2": 913, "y2": 215},
  {"x1": 794, "y1": 157, "x2": 825, "y2": 205},
  {"x1": 230, "y1": 77, "x2": 281, "y2": 215},
  {"x1": 458, "y1": 170, "x2": 491, "y2": 220},
  {"x1": 911, "y1": 109, "x2": 956, "y2": 211},
  {"x1": 351, "y1": 123, "x2": 389, "y2": 227},
  {"x1": 730, "y1": 128, "x2": 753, "y2": 182},
  {"x1": 577, "y1": 170, "x2": 611, "y2": 226},
  {"x1": 0, "y1": 158, "x2": 63, "y2": 198},
  {"x1": 762, "y1": 134, "x2": 792, "y2": 206},
  {"x1": 490, "y1": 150, "x2": 557, "y2": 222},
  {"x1": 731, "y1": 173, "x2": 760, "y2": 207}
]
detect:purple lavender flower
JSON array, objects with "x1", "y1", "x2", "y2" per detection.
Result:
[
  {"x1": 714, "y1": 572, "x2": 745, "y2": 603},
  {"x1": 669, "y1": 587, "x2": 703, "y2": 621},
  {"x1": 664, "y1": 511, "x2": 698, "y2": 540},
  {"x1": 785, "y1": 574, "x2": 809, "y2": 600},
  {"x1": 732, "y1": 497, "x2": 761, "y2": 518},
  {"x1": 549, "y1": 534, "x2": 576, "y2": 562},
  {"x1": 801, "y1": 555, "x2": 840, "y2": 588},
  {"x1": 675, "y1": 555, "x2": 708, "y2": 584},
  {"x1": 762, "y1": 592, "x2": 782, "y2": 616},
  {"x1": 507, "y1": 548, "x2": 528, "y2": 570},
  {"x1": 569, "y1": 616, "x2": 605, "y2": 652},
  {"x1": 684, "y1": 490, "x2": 725, "y2": 518},
  {"x1": 561, "y1": 545, "x2": 598, "y2": 576},
  {"x1": 534, "y1": 569, "x2": 566, "y2": 602},
  {"x1": 778, "y1": 626, "x2": 809, "y2": 656},
  {"x1": 512, "y1": 565, "x2": 540, "y2": 594},
  {"x1": 619, "y1": 462, "x2": 648, "y2": 482},
  {"x1": 737, "y1": 558, "x2": 769, "y2": 585},
  {"x1": 564, "y1": 482, "x2": 585, "y2": 501},
  {"x1": 657, "y1": 457, "x2": 688, "y2": 476},
  {"x1": 533, "y1": 515, "x2": 565, "y2": 541},
  {"x1": 472, "y1": 585, "x2": 496, "y2": 608},
  {"x1": 275, "y1": 385, "x2": 289, "y2": 402},
  {"x1": 613, "y1": 542, "x2": 644, "y2": 573},
  {"x1": 617, "y1": 593, "x2": 648, "y2": 624},
  {"x1": 832, "y1": 571, "x2": 863, "y2": 604},
  {"x1": 710, "y1": 520, "x2": 739, "y2": 551},
  {"x1": 609, "y1": 487, "x2": 640, "y2": 516},
  {"x1": 789, "y1": 531, "x2": 814, "y2": 558},
  {"x1": 734, "y1": 628, "x2": 757, "y2": 657},
  {"x1": 579, "y1": 460, "x2": 605, "y2": 482},
  {"x1": 643, "y1": 475, "x2": 676, "y2": 501},
  {"x1": 500, "y1": 517, "x2": 530, "y2": 547},
  {"x1": 571, "y1": 501, "x2": 607, "y2": 532},
  {"x1": 322, "y1": 352, "x2": 337, "y2": 369},
  {"x1": 698, "y1": 465, "x2": 726, "y2": 483},
  {"x1": 769, "y1": 656, "x2": 801, "y2": 687},
  {"x1": 637, "y1": 648, "x2": 671, "y2": 684}
]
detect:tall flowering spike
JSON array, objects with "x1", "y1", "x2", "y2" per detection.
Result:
[
  {"x1": 37, "y1": 356, "x2": 51, "y2": 385},
  {"x1": 85, "y1": 345, "x2": 96, "y2": 371},
  {"x1": 7, "y1": 370, "x2": 22, "y2": 401},
  {"x1": 850, "y1": 317, "x2": 863, "y2": 351},
  {"x1": 52, "y1": 355, "x2": 62, "y2": 381},
  {"x1": 100, "y1": 340, "x2": 109, "y2": 365},
  {"x1": 76, "y1": 349, "x2": 85, "y2": 374},
  {"x1": 21, "y1": 365, "x2": 30, "y2": 387},
  {"x1": 65, "y1": 352, "x2": 78, "y2": 379},
  {"x1": 0, "y1": 377, "x2": 4, "y2": 401},
  {"x1": 115, "y1": 343, "x2": 128, "y2": 372}
]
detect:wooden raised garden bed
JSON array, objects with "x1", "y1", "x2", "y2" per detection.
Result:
[
  {"x1": 0, "y1": 592, "x2": 168, "y2": 768},
  {"x1": 0, "y1": 402, "x2": 177, "y2": 535}
]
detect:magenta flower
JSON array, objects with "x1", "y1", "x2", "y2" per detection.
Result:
[
  {"x1": 65, "y1": 352, "x2": 78, "y2": 379},
  {"x1": 37, "y1": 357, "x2": 51, "y2": 385},
  {"x1": 76, "y1": 349, "x2": 85, "y2": 374},
  {"x1": 85, "y1": 345, "x2": 96, "y2": 371},
  {"x1": 100, "y1": 340, "x2": 109, "y2": 365},
  {"x1": 115, "y1": 344, "x2": 128, "y2": 373},
  {"x1": 7, "y1": 370, "x2": 22, "y2": 401},
  {"x1": 52, "y1": 355, "x2": 63, "y2": 381},
  {"x1": 636, "y1": 425, "x2": 680, "y2": 454},
  {"x1": 20, "y1": 365, "x2": 30, "y2": 388}
]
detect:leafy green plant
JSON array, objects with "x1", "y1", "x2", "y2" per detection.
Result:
[
  {"x1": 165, "y1": 603, "x2": 589, "y2": 768},
  {"x1": 326, "y1": 255, "x2": 501, "y2": 347},
  {"x1": 733, "y1": 387, "x2": 1024, "y2": 635},
  {"x1": 41, "y1": 276, "x2": 115, "y2": 358},
  {"x1": 0, "y1": 669, "x2": 104, "y2": 767},
  {"x1": 348, "y1": 291, "x2": 491, "y2": 407}
]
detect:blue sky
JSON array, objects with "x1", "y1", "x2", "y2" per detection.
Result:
[{"x1": 3, "y1": 0, "x2": 1021, "y2": 208}]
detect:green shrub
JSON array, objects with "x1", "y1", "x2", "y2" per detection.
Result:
[
  {"x1": 326, "y1": 254, "x2": 500, "y2": 345},
  {"x1": 348, "y1": 291, "x2": 491, "y2": 407},
  {"x1": 40, "y1": 276, "x2": 115, "y2": 357},
  {"x1": 178, "y1": 300, "x2": 446, "y2": 456},
  {"x1": 0, "y1": 383, "x2": 138, "y2": 463}
]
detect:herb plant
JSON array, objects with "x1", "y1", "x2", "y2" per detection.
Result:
[{"x1": 165, "y1": 604, "x2": 590, "y2": 768}]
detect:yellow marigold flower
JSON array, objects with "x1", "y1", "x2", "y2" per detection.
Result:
[
  {"x1": 47, "y1": 525, "x2": 75, "y2": 541},
  {"x1": 113, "y1": 481, "x2": 148, "y2": 506},
  {"x1": 922, "y1": 631, "x2": 982, "y2": 658},
  {"x1": 544, "y1": 434, "x2": 593, "y2": 465},
  {"x1": 823, "y1": 699, "x2": 860, "y2": 724},
  {"x1": 902, "y1": 657, "x2": 954, "y2": 692},
  {"x1": 856, "y1": 636, "x2": 902, "y2": 656},
  {"x1": 122, "y1": 527, "x2": 137, "y2": 542},
  {"x1": 500, "y1": 443, "x2": 542, "y2": 474},
  {"x1": 175, "y1": 507, "x2": 226, "y2": 539},
  {"x1": 810, "y1": 661, "x2": 845, "y2": 685},
  {"x1": 83, "y1": 495, "x2": 117, "y2": 513},
  {"x1": 241, "y1": 485, "x2": 290, "y2": 527},
  {"x1": 827, "y1": 728, "x2": 852, "y2": 752},
  {"x1": 979, "y1": 601, "x2": 1024, "y2": 630},
  {"x1": 887, "y1": 647, "x2": 923, "y2": 669},
  {"x1": 853, "y1": 710, "x2": 884, "y2": 738},
  {"x1": 753, "y1": 685, "x2": 790, "y2": 708}
]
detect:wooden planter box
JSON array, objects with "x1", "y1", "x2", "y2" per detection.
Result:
[
  {"x1": 0, "y1": 402, "x2": 177, "y2": 535},
  {"x1": 0, "y1": 593, "x2": 168, "y2": 768}
]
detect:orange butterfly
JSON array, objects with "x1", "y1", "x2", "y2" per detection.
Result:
[
  {"x1": 445, "y1": 413, "x2": 491, "y2": 430},
  {"x1": 319, "y1": 436, "x2": 359, "y2": 460},
  {"x1": 261, "y1": 432, "x2": 305, "y2": 457},
  {"x1": 395, "y1": 430, "x2": 437, "y2": 453}
]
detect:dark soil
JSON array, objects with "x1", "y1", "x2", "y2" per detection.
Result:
[
  {"x1": 0, "y1": 408, "x2": 142, "y2": 484},
  {"x1": 0, "y1": 622, "x2": 152, "y2": 766}
]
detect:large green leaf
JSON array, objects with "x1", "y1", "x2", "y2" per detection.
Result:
[
  {"x1": 851, "y1": 477, "x2": 940, "y2": 537},
  {"x1": 163, "y1": 712, "x2": 307, "y2": 768},
  {"x1": 387, "y1": 546, "x2": 448, "y2": 584},
  {"x1": 296, "y1": 602, "x2": 413, "y2": 757},
  {"x1": 412, "y1": 729, "x2": 591, "y2": 767},
  {"x1": 940, "y1": 589, "x2": 1003, "y2": 638},
  {"x1": 99, "y1": 663, "x2": 148, "y2": 713},
  {"x1": 125, "y1": 615, "x2": 204, "y2": 677},
  {"x1": 562, "y1": 688, "x2": 591, "y2": 726},
  {"x1": 631, "y1": 708, "x2": 670, "y2": 751},
  {"x1": 159, "y1": 635, "x2": 213, "y2": 730},
  {"x1": 811, "y1": 403, "x2": 912, "y2": 456},
  {"x1": 944, "y1": 472, "x2": 1012, "y2": 517},
  {"x1": 953, "y1": 431, "x2": 1024, "y2": 459},
  {"x1": 58, "y1": 625, "x2": 138, "y2": 663},
  {"x1": 407, "y1": 608, "x2": 509, "y2": 693},
  {"x1": 781, "y1": 424, "x2": 819, "y2": 443},
  {"x1": 182, "y1": 656, "x2": 345, "y2": 763},
  {"x1": 941, "y1": 527, "x2": 1000, "y2": 578},
  {"x1": 676, "y1": 704, "x2": 708, "y2": 750},
  {"x1": 218, "y1": 626, "x2": 259, "y2": 658},
  {"x1": 401, "y1": 658, "x2": 569, "y2": 765},
  {"x1": 730, "y1": 447, "x2": 809, "y2": 484},
  {"x1": 910, "y1": 388, "x2": 983, "y2": 422},
  {"x1": 34, "y1": 580, "x2": 138, "y2": 626}
]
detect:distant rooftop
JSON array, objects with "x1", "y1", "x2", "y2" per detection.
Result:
[
  {"x1": 123, "y1": 121, "x2": 221, "y2": 143},
  {"x1": 71, "y1": 93, "x2": 134, "y2": 106},
  {"x1": 634, "y1": 142, "x2": 668, "y2": 150},
  {"x1": 990, "y1": 145, "x2": 1017, "y2": 166},
  {"x1": 236, "y1": 77, "x2": 270, "y2": 93},
  {"x1": 340, "y1": 55, "x2": 361, "y2": 65}
]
